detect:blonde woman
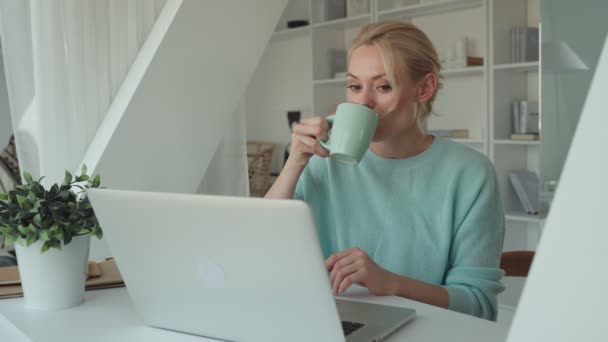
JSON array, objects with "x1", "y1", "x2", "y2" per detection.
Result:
[{"x1": 266, "y1": 21, "x2": 505, "y2": 321}]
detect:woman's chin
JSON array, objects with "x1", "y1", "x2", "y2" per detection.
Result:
[{"x1": 371, "y1": 132, "x2": 385, "y2": 142}]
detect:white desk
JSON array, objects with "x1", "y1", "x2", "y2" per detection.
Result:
[{"x1": 0, "y1": 287, "x2": 509, "y2": 341}]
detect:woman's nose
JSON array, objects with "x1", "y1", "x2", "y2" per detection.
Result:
[{"x1": 351, "y1": 91, "x2": 375, "y2": 109}]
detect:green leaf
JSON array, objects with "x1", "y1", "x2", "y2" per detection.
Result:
[
  {"x1": 92, "y1": 174, "x2": 101, "y2": 188},
  {"x1": 63, "y1": 171, "x2": 73, "y2": 186},
  {"x1": 16, "y1": 236, "x2": 26, "y2": 247},
  {"x1": 77, "y1": 228, "x2": 90, "y2": 235},
  {"x1": 39, "y1": 229, "x2": 51, "y2": 241},
  {"x1": 0, "y1": 192, "x2": 8, "y2": 201},
  {"x1": 41, "y1": 240, "x2": 53, "y2": 253},
  {"x1": 76, "y1": 174, "x2": 90, "y2": 182},
  {"x1": 4, "y1": 234, "x2": 17, "y2": 245},
  {"x1": 51, "y1": 239, "x2": 62, "y2": 250},
  {"x1": 94, "y1": 226, "x2": 103, "y2": 239},
  {"x1": 16, "y1": 195, "x2": 26, "y2": 208},
  {"x1": 81, "y1": 164, "x2": 88, "y2": 176},
  {"x1": 23, "y1": 172, "x2": 34, "y2": 185},
  {"x1": 27, "y1": 191, "x2": 37, "y2": 203},
  {"x1": 18, "y1": 225, "x2": 29, "y2": 235},
  {"x1": 49, "y1": 225, "x2": 59, "y2": 232},
  {"x1": 27, "y1": 224, "x2": 37, "y2": 233},
  {"x1": 26, "y1": 233, "x2": 37, "y2": 247},
  {"x1": 33, "y1": 213, "x2": 42, "y2": 227},
  {"x1": 0, "y1": 226, "x2": 14, "y2": 235}
]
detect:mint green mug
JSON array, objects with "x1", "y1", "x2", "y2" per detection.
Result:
[{"x1": 318, "y1": 103, "x2": 378, "y2": 165}]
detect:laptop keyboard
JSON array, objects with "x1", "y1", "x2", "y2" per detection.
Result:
[{"x1": 342, "y1": 321, "x2": 365, "y2": 336}]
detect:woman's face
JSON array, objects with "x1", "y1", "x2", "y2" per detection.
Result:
[{"x1": 346, "y1": 44, "x2": 419, "y2": 142}]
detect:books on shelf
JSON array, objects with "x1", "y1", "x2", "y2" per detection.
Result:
[
  {"x1": 511, "y1": 100, "x2": 539, "y2": 135},
  {"x1": 509, "y1": 170, "x2": 540, "y2": 215},
  {"x1": 510, "y1": 27, "x2": 539, "y2": 63},
  {"x1": 428, "y1": 129, "x2": 469, "y2": 139},
  {"x1": 511, "y1": 133, "x2": 539, "y2": 141}
]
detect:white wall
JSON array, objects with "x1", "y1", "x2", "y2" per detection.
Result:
[
  {"x1": 87, "y1": 0, "x2": 286, "y2": 193},
  {"x1": 0, "y1": 53, "x2": 12, "y2": 146},
  {"x1": 85, "y1": 0, "x2": 286, "y2": 260},
  {"x1": 507, "y1": 33, "x2": 608, "y2": 342},
  {"x1": 245, "y1": 34, "x2": 313, "y2": 174}
]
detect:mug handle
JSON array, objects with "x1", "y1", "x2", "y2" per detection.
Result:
[{"x1": 316, "y1": 115, "x2": 335, "y2": 151}]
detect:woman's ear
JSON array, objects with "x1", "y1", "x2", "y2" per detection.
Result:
[{"x1": 417, "y1": 73, "x2": 438, "y2": 103}]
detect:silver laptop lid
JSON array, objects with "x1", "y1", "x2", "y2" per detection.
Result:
[{"x1": 88, "y1": 189, "x2": 345, "y2": 342}]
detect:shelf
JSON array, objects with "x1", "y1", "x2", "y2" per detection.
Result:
[
  {"x1": 441, "y1": 66, "x2": 484, "y2": 77},
  {"x1": 448, "y1": 138, "x2": 484, "y2": 144},
  {"x1": 270, "y1": 26, "x2": 310, "y2": 42},
  {"x1": 378, "y1": 0, "x2": 483, "y2": 19},
  {"x1": 505, "y1": 212, "x2": 543, "y2": 224},
  {"x1": 313, "y1": 78, "x2": 347, "y2": 85},
  {"x1": 311, "y1": 14, "x2": 371, "y2": 30},
  {"x1": 494, "y1": 139, "x2": 539, "y2": 146},
  {"x1": 493, "y1": 62, "x2": 539, "y2": 72}
]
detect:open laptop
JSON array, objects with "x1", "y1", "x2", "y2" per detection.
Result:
[{"x1": 87, "y1": 189, "x2": 415, "y2": 342}]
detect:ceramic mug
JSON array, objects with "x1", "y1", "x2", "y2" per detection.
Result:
[{"x1": 318, "y1": 103, "x2": 378, "y2": 165}]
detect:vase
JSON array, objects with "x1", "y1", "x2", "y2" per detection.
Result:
[{"x1": 14, "y1": 234, "x2": 90, "y2": 310}]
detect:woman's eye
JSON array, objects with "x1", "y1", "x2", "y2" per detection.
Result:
[
  {"x1": 377, "y1": 85, "x2": 392, "y2": 92},
  {"x1": 347, "y1": 84, "x2": 361, "y2": 91}
]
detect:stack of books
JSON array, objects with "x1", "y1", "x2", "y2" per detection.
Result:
[
  {"x1": 511, "y1": 100, "x2": 539, "y2": 141},
  {"x1": 509, "y1": 170, "x2": 540, "y2": 215},
  {"x1": 510, "y1": 27, "x2": 539, "y2": 63}
]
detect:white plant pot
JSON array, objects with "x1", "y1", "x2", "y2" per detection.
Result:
[{"x1": 15, "y1": 234, "x2": 90, "y2": 310}]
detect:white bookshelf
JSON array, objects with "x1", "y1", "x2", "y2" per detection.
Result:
[
  {"x1": 247, "y1": 0, "x2": 542, "y2": 250},
  {"x1": 271, "y1": 26, "x2": 311, "y2": 42},
  {"x1": 441, "y1": 66, "x2": 484, "y2": 77},
  {"x1": 494, "y1": 139, "x2": 539, "y2": 145},
  {"x1": 377, "y1": 0, "x2": 484, "y2": 19},
  {"x1": 505, "y1": 212, "x2": 542, "y2": 223},
  {"x1": 493, "y1": 61, "x2": 539, "y2": 72},
  {"x1": 311, "y1": 14, "x2": 372, "y2": 29}
]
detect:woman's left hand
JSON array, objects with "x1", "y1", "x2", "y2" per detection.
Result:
[{"x1": 326, "y1": 247, "x2": 396, "y2": 296}]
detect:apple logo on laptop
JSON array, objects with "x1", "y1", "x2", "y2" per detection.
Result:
[{"x1": 197, "y1": 259, "x2": 225, "y2": 288}]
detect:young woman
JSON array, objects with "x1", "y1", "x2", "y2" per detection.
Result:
[{"x1": 265, "y1": 21, "x2": 505, "y2": 321}]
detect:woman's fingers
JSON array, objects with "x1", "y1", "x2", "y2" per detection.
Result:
[
  {"x1": 332, "y1": 263, "x2": 358, "y2": 295},
  {"x1": 293, "y1": 134, "x2": 330, "y2": 157},
  {"x1": 329, "y1": 253, "x2": 357, "y2": 283},
  {"x1": 293, "y1": 122, "x2": 329, "y2": 141},
  {"x1": 338, "y1": 272, "x2": 363, "y2": 295}
]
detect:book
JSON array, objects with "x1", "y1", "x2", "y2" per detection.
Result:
[
  {"x1": 519, "y1": 100, "x2": 528, "y2": 133},
  {"x1": 512, "y1": 101, "x2": 520, "y2": 134},
  {"x1": 511, "y1": 133, "x2": 539, "y2": 141},
  {"x1": 466, "y1": 56, "x2": 484, "y2": 66},
  {"x1": 510, "y1": 27, "x2": 539, "y2": 63},
  {"x1": 427, "y1": 129, "x2": 469, "y2": 139},
  {"x1": 509, "y1": 170, "x2": 540, "y2": 214},
  {"x1": 512, "y1": 100, "x2": 539, "y2": 134}
]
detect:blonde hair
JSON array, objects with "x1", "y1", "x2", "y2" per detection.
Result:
[{"x1": 348, "y1": 21, "x2": 442, "y2": 121}]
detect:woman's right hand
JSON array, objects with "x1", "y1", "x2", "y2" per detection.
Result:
[{"x1": 287, "y1": 116, "x2": 331, "y2": 169}]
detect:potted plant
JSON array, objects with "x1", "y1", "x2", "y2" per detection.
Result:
[{"x1": 0, "y1": 165, "x2": 103, "y2": 310}]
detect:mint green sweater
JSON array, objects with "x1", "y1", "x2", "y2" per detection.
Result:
[{"x1": 294, "y1": 138, "x2": 505, "y2": 321}]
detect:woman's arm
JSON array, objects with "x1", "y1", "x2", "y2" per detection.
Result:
[
  {"x1": 264, "y1": 160, "x2": 305, "y2": 199},
  {"x1": 387, "y1": 272, "x2": 449, "y2": 308},
  {"x1": 326, "y1": 247, "x2": 448, "y2": 308},
  {"x1": 264, "y1": 117, "x2": 330, "y2": 199}
]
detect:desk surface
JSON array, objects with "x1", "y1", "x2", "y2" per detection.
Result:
[{"x1": 0, "y1": 287, "x2": 509, "y2": 342}]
